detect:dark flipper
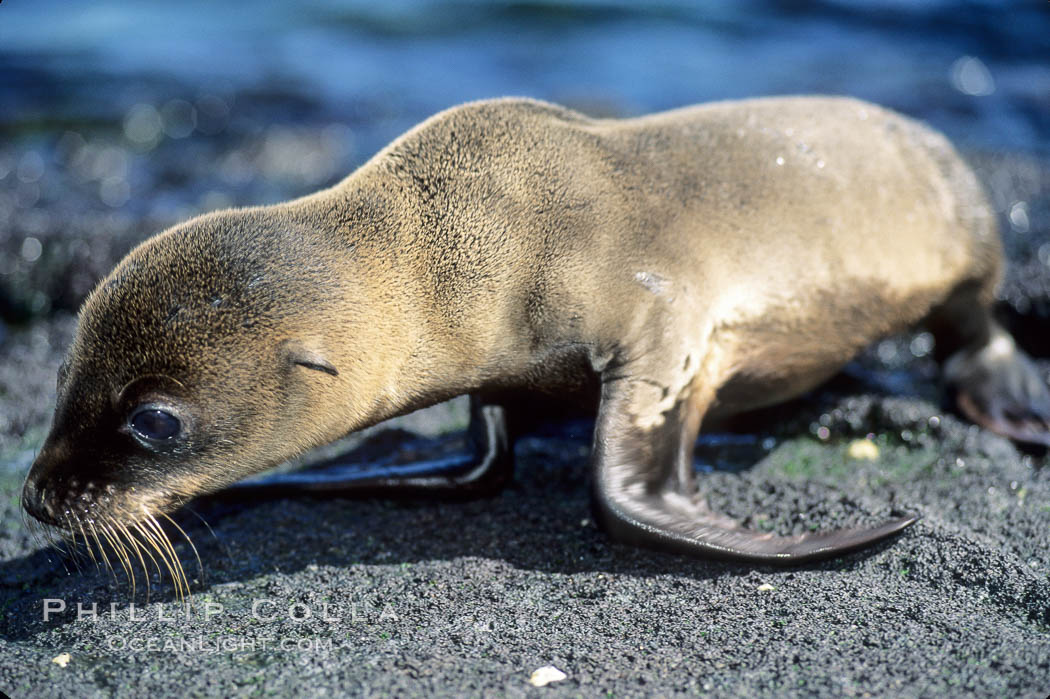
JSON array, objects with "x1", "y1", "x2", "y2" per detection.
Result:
[
  {"x1": 211, "y1": 395, "x2": 514, "y2": 501},
  {"x1": 945, "y1": 330, "x2": 1050, "y2": 448},
  {"x1": 591, "y1": 379, "x2": 917, "y2": 564},
  {"x1": 926, "y1": 280, "x2": 1050, "y2": 448}
]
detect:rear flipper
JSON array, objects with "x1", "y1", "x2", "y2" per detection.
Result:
[
  {"x1": 591, "y1": 378, "x2": 917, "y2": 565},
  {"x1": 944, "y1": 328, "x2": 1050, "y2": 447}
]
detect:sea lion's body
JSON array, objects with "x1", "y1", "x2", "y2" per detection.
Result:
[{"x1": 22, "y1": 96, "x2": 1050, "y2": 570}]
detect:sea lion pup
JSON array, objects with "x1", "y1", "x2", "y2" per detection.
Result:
[{"x1": 21, "y1": 96, "x2": 1050, "y2": 567}]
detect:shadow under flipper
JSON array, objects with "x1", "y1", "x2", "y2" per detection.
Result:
[{"x1": 203, "y1": 389, "x2": 603, "y2": 505}]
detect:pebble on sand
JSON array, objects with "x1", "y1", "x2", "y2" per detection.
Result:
[
  {"x1": 529, "y1": 665, "x2": 568, "y2": 687},
  {"x1": 847, "y1": 438, "x2": 880, "y2": 461}
]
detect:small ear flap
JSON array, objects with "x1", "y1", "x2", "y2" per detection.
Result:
[{"x1": 283, "y1": 341, "x2": 339, "y2": 377}]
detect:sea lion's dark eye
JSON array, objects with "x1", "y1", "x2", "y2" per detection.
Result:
[{"x1": 130, "y1": 407, "x2": 181, "y2": 442}]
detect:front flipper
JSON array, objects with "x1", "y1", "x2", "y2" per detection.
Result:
[
  {"x1": 591, "y1": 379, "x2": 918, "y2": 564},
  {"x1": 212, "y1": 395, "x2": 513, "y2": 502}
]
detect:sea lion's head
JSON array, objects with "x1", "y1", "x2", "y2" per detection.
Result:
[{"x1": 20, "y1": 207, "x2": 373, "y2": 546}]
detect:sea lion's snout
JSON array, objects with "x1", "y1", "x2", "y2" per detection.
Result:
[
  {"x1": 22, "y1": 420, "x2": 211, "y2": 600},
  {"x1": 22, "y1": 469, "x2": 115, "y2": 529},
  {"x1": 22, "y1": 442, "x2": 123, "y2": 530},
  {"x1": 20, "y1": 471, "x2": 58, "y2": 527},
  {"x1": 22, "y1": 438, "x2": 74, "y2": 526}
]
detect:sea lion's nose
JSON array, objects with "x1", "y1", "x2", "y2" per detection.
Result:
[{"x1": 21, "y1": 469, "x2": 60, "y2": 526}]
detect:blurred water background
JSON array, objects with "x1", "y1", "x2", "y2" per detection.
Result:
[
  {"x1": 1, "y1": 0, "x2": 1048, "y2": 314},
  {"x1": 0, "y1": 0, "x2": 1048, "y2": 447}
]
